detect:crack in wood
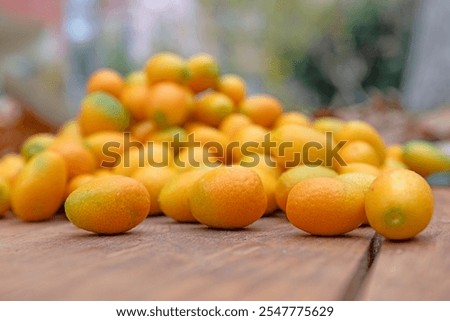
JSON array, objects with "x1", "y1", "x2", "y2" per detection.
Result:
[{"x1": 341, "y1": 232, "x2": 383, "y2": 300}]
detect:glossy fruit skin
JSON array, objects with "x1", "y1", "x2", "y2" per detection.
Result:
[
  {"x1": 286, "y1": 177, "x2": 365, "y2": 236},
  {"x1": 365, "y1": 169, "x2": 434, "y2": 240},
  {"x1": 275, "y1": 165, "x2": 337, "y2": 212},
  {"x1": 65, "y1": 174, "x2": 95, "y2": 199},
  {"x1": 11, "y1": 151, "x2": 67, "y2": 222},
  {"x1": 65, "y1": 175, "x2": 150, "y2": 235},
  {"x1": 190, "y1": 166, "x2": 267, "y2": 229},
  {"x1": 338, "y1": 172, "x2": 376, "y2": 225}
]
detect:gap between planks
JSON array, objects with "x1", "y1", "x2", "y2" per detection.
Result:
[{"x1": 341, "y1": 232, "x2": 383, "y2": 300}]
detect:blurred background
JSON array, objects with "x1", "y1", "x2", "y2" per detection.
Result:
[{"x1": 0, "y1": 0, "x2": 449, "y2": 152}]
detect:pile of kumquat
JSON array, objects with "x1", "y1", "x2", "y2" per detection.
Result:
[{"x1": 1, "y1": 51, "x2": 449, "y2": 241}]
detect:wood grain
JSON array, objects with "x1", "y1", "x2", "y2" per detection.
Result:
[
  {"x1": 1, "y1": 189, "x2": 448, "y2": 300},
  {"x1": 0, "y1": 212, "x2": 375, "y2": 300},
  {"x1": 358, "y1": 187, "x2": 450, "y2": 300}
]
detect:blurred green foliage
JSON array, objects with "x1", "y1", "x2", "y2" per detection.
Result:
[
  {"x1": 104, "y1": 0, "x2": 414, "y2": 109},
  {"x1": 201, "y1": 0, "x2": 414, "y2": 108},
  {"x1": 265, "y1": 0, "x2": 414, "y2": 106}
]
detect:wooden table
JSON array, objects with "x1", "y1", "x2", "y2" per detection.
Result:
[{"x1": 0, "y1": 188, "x2": 448, "y2": 301}]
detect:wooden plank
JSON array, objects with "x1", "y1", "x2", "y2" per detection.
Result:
[
  {"x1": 0, "y1": 212, "x2": 375, "y2": 300},
  {"x1": 358, "y1": 187, "x2": 450, "y2": 300}
]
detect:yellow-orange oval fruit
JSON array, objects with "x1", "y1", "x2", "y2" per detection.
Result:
[
  {"x1": 312, "y1": 117, "x2": 345, "y2": 135},
  {"x1": 190, "y1": 166, "x2": 266, "y2": 229},
  {"x1": 365, "y1": 169, "x2": 434, "y2": 240},
  {"x1": 255, "y1": 169, "x2": 278, "y2": 214},
  {"x1": 238, "y1": 152, "x2": 282, "y2": 179},
  {"x1": 145, "y1": 52, "x2": 189, "y2": 85},
  {"x1": 11, "y1": 151, "x2": 67, "y2": 222},
  {"x1": 271, "y1": 124, "x2": 331, "y2": 170},
  {"x1": 338, "y1": 172, "x2": 376, "y2": 225},
  {"x1": 132, "y1": 166, "x2": 176, "y2": 216},
  {"x1": 273, "y1": 111, "x2": 311, "y2": 128},
  {"x1": 187, "y1": 53, "x2": 220, "y2": 93},
  {"x1": 86, "y1": 68, "x2": 124, "y2": 98},
  {"x1": 131, "y1": 120, "x2": 158, "y2": 143},
  {"x1": 57, "y1": 120, "x2": 83, "y2": 142},
  {"x1": 338, "y1": 140, "x2": 382, "y2": 167},
  {"x1": 286, "y1": 177, "x2": 365, "y2": 236},
  {"x1": 65, "y1": 175, "x2": 150, "y2": 234},
  {"x1": 334, "y1": 120, "x2": 386, "y2": 165},
  {"x1": 147, "y1": 126, "x2": 188, "y2": 155},
  {"x1": 84, "y1": 131, "x2": 127, "y2": 168},
  {"x1": 240, "y1": 95, "x2": 283, "y2": 128},
  {"x1": 172, "y1": 146, "x2": 221, "y2": 172},
  {"x1": 385, "y1": 144, "x2": 404, "y2": 162},
  {"x1": 231, "y1": 124, "x2": 269, "y2": 162},
  {"x1": 0, "y1": 153, "x2": 25, "y2": 185},
  {"x1": 0, "y1": 177, "x2": 11, "y2": 217},
  {"x1": 159, "y1": 168, "x2": 212, "y2": 223},
  {"x1": 49, "y1": 139, "x2": 97, "y2": 179},
  {"x1": 194, "y1": 91, "x2": 235, "y2": 127},
  {"x1": 275, "y1": 165, "x2": 338, "y2": 212},
  {"x1": 21, "y1": 133, "x2": 56, "y2": 161},
  {"x1": 402, "y1": 140, "x2": 450, "y2": 177},
  {"x1": 382, "y1": 157, "x2": 408, "y2": 171},
  {"x1": 145, "y1": 81, "x2": 193, "y2": 127},
  {"x1": 125, "y1": 70, "x2": 147, "y2": 86},
  {"x1": 120, "y1": 84, "x2": 150, "y2": 121},
  {"x1": 338, "y1": 162, "x2": 381, "y2": 177},
  {"x1": 186, "y1": 125, "x2": 230, "y2": 163},
  {"x1": 217, "y1": 74, "x2": 246, "y2": 104},
  {"x1": 65, "y1": 174, "x2": 95, "y2": 199},
  {"x1": 78, "y1": 92, "x2": 131, "y2": 135},
  {"x1": 112, "y1": 143, "x2": 172, "y2": 177},
  {"x1": 219, "y1": 113, "x2": 253, "y2": 139}
]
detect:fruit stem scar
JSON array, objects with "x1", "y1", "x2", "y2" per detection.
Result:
[{"x1": 384, "y1": 208, "x2": 406, "y2": 227}]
